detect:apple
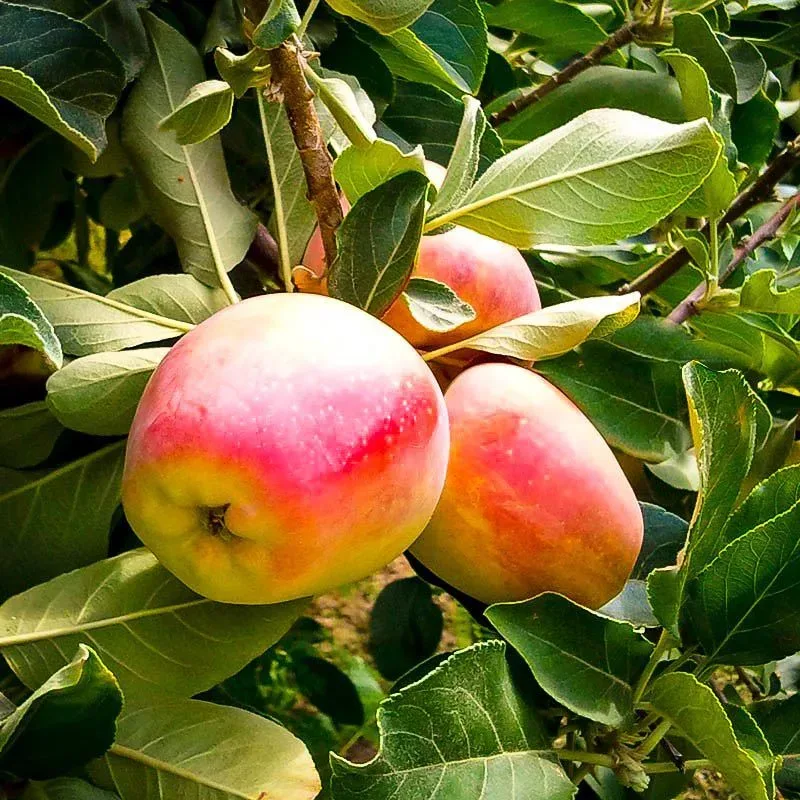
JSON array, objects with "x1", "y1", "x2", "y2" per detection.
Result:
[
  {"x1": 298, "y1": 162, "x2": 541, "y2": 349},
  {"x1": 411, "y1": 363, "x2": 643, "y2": 608},
  {"x1": 122, "y1": 293, "x2": 450, "y2": 604}
]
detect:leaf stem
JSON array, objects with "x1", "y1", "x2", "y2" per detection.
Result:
[
  {"x1": 668, "y1": 191, "x2": 800, "y2": 323},
  {"x1": 556, "y1": 750, "x2": 616, "y2": 767},
  {"x1": 632, "y1": 630, "x2": 673, "y2": 707},
  {"x1": 256, "y1": 92, "x2": 294, "y2": 291},
  {"x1": 296, "y1": 0, "x2": 321, "y2": 39},
  {"x1": 216, "y1": 260, "x2": 240, "y2": 305},
  {"x1": 637, "y1": 719, "x2": 672, "y2": 758},
  {"x1": 268, "y1": 38, "x2": 342, "y2": 270},
  {"x1": 620, "y1": 134, "x2": 800, "y2": 297},
  {"x1": 490, "y1": 21, "x2": 640, "y2": 126}
]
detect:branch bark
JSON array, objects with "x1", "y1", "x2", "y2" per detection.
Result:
[
  {"x1": 267, "y1": 40, "x2": 342, "y2": 270},
  {"x1": 668, "y1": 191, "x2": 800, "y2": 324},
  {"x1": 490, "y1": 21, "x2": 639, "y2": 126},
  {"x1": 621, "y1": 135, "x2": 800, "y2": 297}
]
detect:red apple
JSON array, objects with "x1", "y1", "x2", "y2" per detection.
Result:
[
  {"x1": 411, "y1": 363, "x2": 643, "y2": 608},
  {"x1": 298, "y1": 162, "x2": 541, "y2": 348},
  {"x1": 122, "y1": 293, "x2": 450, "y2": 604}
]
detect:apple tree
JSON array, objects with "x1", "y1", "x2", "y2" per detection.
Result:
[{"x1": 1, "y1": 0, "x2": 800, "y2": 798}]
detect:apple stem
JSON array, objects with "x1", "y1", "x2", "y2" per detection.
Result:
[{"x1": 203, "y1": 504, "x2": 234, "y2": 542}]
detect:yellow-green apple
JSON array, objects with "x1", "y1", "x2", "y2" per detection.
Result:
[
  {"x1": 122, "y1": 293, "x2": 450, "y2": 604},
  {"x1": 298, "y1": 162, "x2": 541, "y2": 349},
  {"x1": 411, "y1": 363, "x2": 643, "y2": 608}
]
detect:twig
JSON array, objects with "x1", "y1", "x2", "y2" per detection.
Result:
[
  {"x1": 490, "y1": 21, "x2": 639, "y2": 126},
  {"x1": 668, "y1": 191, "x2": 800, "y2": 324},
  {"x1": 268, "y1": 39, "x2": 342, "y2": 270},
  {"x1": 621, "y1": 134, "x2": 800, "y2": 297}
]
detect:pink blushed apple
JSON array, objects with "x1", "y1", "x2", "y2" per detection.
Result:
[
  {"x1": 411, "y1": 363, "x2": 643, "y2": 608},
  {"x1": 122, "y1": 293, "x2": 450, "y2": 604}
]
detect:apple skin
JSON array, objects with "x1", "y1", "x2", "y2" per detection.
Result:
[
  {"x1": 298, "y1": 163, "x2": 541, "y2": 348},
  {"x1": 122, "y1": 293, "x2": 450, "y2": 604},
  {"x1": 411, "y1": 363, "x2": 643, "y2": 608}
]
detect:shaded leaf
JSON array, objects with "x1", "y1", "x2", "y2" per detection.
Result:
[
  {"x1": 369, "y1": 578, "x2": 443, "y2": 681},
  {"x1": 0, "y1": 402, "x2": 63, "y2": 469},
  {"x1": 0, "y1": 4, "x2": 125, "y2": 160},
  {"x1": 488, "y1": 594, "x2": 653, "y2": 726},
  {"x1": 252, "y1": 0, "x2": 300, "y2": 48},
  {"x1": 0, "y1": 646, "x2": 121, "y2": 781},
  {"x1": 634, "y1": 503, "x2": 688, "y2": 580},
  {"x1": 0, "y1": 441, "x2": 125, "y2": 599}
]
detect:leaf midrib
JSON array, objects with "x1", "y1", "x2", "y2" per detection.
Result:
[
  {"x1": 108, "y1": 743, "x2": 254, "y2": 799},
  {"x1": 0, "y1": 596, "x2": 209, "y2": 648},
  {"x1": 425, "y1": 128, "x2": 717, "y2": 230}
]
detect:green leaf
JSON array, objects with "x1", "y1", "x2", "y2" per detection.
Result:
[
  {"x1": 306, "y1": 67, "x2": 377, "y2": 151},
  {"x1": 672, "y1": 14, "x2": 737, "y2": 99},
  {"x1": 5, "y1": 0, "x2": 151, "y2": 82},
  {"x1": 428, "y1": 95, "x2": 483, "y2": 217},
  {"x1": 725, "y1": 704, "x2": 777, "y2": 800},
  {"x1": 159, "y1": 80, "x2": 235, "y2": 146},
  {"x1": 647, "y1": 672, "x2": 771, "y2": 800},
  {"x1": 93, "y1": 698, "x2": 320, "y2": 799},
  {"x1": 425, "y1": 110, "x2": 722, "y2": 248},
  {"x1": 21, "y1": 777, "x2": 120, "y2": 800},
  {"x1": 46, "y1": 348, "x2": 169, "y2": 436},
  {"x1": 0, "y1": 272, "x2": 63, "y2": 369},
  {"x1": 732, "y1": 89, "x2": 780, "y2": 170},
  {"x1": 333, "y1": 139, "x2": 426, "y2": 204},
  {"x1": 0, "y1": 4, "x2": 125, "y2": 160},
  {"x1": 751, "y1": 694, "x2": 800, "y2": 792},
  {"x1": 537, "y1": 342, "x2": 691, "y2": 463},
  {"x1": 325, "y1": 0, "x2": 433, "y2": 34},
  {"x1": 98, "y1": 174, "x2": 144, "y2": 232},
  {"x1": 369, "y1": 578, "x2": 443, "y2": 681},
  {"x1": 0, "y1": 402, "x2": 63, "y2": 469},
  {"x1": 214, "y1": 47, "x2": 271, "y2": 98},
  {"x1": 719, "y1": 34, "x2": 767, "y2": 104},
  {"x1": 497, "y1": 67, "x2": 685, "y2": 148},
  {"x1": 328, "y1": 171, "x2": 429, "y2": 316},
  {"x1": 293, "y1": 655, "x2": 364, "y2": 726},
  {"x1": 121, "y1": 13, "x2": 257, "y2": 289},
  {"x1": 724, "y1": 464, "x2": 800, "y2": 545},
  {"x1": 353, "y1": 0, "x2": 488, "y2": 95},
  {"x1": 402, "y1": 277, "x2": 475, "y2": 333},
  {"x1": 0, "y1": 645, "x2": 121, "y2": 780},
  {"x1": 661, "y1": 50, "x2": 737, "y2": 216},
  {"x1": 252, "y1": 0, "x2": 300, "y2": 48},
  {"x1": 599, "y1": 580, "x2": 659, "y2": 628},
  {"x1": 682, "y1": 499, "x2": 800, "y2": 665},
  {"x1": 487, "y1": 594, "x2": 653, "y2": 726},
  {"x1": 682, "y1": 363, "x2": 771, "y2": 579},
  {"x1": 1, "y1": 269, "x2": 222, "y2": 356},
  {"x1": 737, "y1": 270, "x2": 800, "y2": 314},
  {"x1": 383, "y1": 80, "x2": 504, "y2": 174},
  {"x1": 634, "y1": 504, "x2": 688, "y2": 580},
  {"x1": 330, "y1": 641, "x2": 576, "y2": 800},
  {"x1": 427, "y1": 292, "x2": 640, "y2": 360},
  {"x1": 485, "y1": 0, "x2": 620, "y2": 64},
  {"x1": 0, "y1": 441, "x2": 125, "y2": 600},
  {"x1": 0, "y1": 549, "x2": 306, "y2": 700}
]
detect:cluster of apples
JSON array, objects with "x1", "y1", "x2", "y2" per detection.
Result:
[{"x1": 122, "y1": 163, "x2": 643, "y2": 611}]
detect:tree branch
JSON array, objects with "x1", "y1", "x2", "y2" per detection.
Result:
[
  {"x1": 668, "y1": 191, "x2": 800, "y2": 324},
  {"x1": 490, "y1": 21, "x2": 639, "y2": 126},
  {"x1": 621, "y1": 135, "x2": 800, "y2": 297},
  {"x1": 267, "y1": 39, "x2": 342, "y2": 270}
]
